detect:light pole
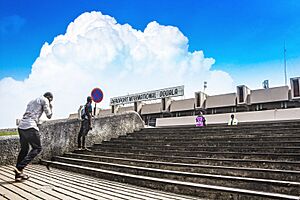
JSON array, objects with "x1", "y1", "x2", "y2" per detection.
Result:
[
  {"x1": 203, "y1": 81, "x2": 207, "y2": 93},
  {"x1": 284, "y1": 41, "x2": 287, "y2": 86}
]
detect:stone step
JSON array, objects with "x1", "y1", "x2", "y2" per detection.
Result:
[
  {"x1": 89, "y1": 148, "x2": 300, "y2": 161},
  {"x1": 40, "y1": 160, "x2": 300, "y2": 200},
  {"x1": 132, "y1": 132, "x2": 300, "y2": 139},
  {"x1": 139, "y1": 127, "x2": 300, "y2": 133},
  {"x1": 150, "y1": 124, "x2": 300, "y2": 129},
  {"x1": 100, "y1": 140, "x2": 300, "y2": 147},
  {"x1": 46, "y1": 120, "x2": 300, "y2": 199},
  {"x1": 119, "y1": 131, "x2": 300, "y2": 139},
  {"x1": 139, "y1": 126, "x2": 300, "y2": 133},
  {"x1": 73, "y1": 150, "x2": 300, "y2": 170},
  {"x1": 63, "y1": 153, "x2": 300, "y2": 182},
  {"x1": 1, "y1": 165, "x2": 199, "y2": 200},
  {"x1": 50, "y1": 157, "x2": 300, "y2": 196},
  {"x1": 111, "y1": 135, "x2": 300, "y2": 142},
  {"x1": 92, "y1": 145, "x2": 300, "y2": 153},
  {"x1": 129, "y1": 130, "x2": 300, "y2": 137}
]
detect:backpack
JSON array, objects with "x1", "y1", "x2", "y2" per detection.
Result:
[{"x1": 80, "y1": 105, "x2": 87, "y2": 120}]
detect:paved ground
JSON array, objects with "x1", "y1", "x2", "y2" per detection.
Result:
[{"x1": 0, "y1": 165, "x2": 201, "y2": 200}]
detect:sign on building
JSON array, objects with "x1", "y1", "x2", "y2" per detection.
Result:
[{"x1": 110, "y1": 85, "x2": 184, "y2": 106}]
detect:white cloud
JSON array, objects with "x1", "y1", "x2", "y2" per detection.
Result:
[{"x1": 0, "y1": 11, "x2": 234, "y2": 128}]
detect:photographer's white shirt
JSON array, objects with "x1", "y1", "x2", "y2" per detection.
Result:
[{"x1": 18, "y1": 96, "x2": 52, "y2": 131}]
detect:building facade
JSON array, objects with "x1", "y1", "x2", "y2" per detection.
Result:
[{"x1": 96, "y1": 77, "x2": 300, "y2": 126}]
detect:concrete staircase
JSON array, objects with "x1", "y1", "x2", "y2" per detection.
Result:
[{"x1": 42, "y1": 120, "x2": 300, "y2": 199}]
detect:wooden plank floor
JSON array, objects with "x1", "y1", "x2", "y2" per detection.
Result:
[{"x1": 0, "y1": 165, "x2": 202, "y2": 200}]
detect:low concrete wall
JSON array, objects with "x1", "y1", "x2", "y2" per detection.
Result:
[
  {"x1": 0, "y1": 128, "x2": 17, "y2": 132},
  {"x1": 156, "y1": 108, "x2": 300, "y2": 127},
  {"x1": 0, "y1": 111, "x2": 144, "y2": 166}
]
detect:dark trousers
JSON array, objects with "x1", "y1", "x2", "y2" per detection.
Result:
[
  {"x1": 77, "y1": 120, "x2": 90, "y2": 148},
  {"x1": 16, "y1": 128, "x2": 42, "y2": 171}
]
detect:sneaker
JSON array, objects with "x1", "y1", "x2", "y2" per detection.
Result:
[
  {"x1": 82, "y1": 147, "x2": 91, "y2": 151},
  {"x1": 14, "y1": 167, "x2": 29, "y2": 181}
]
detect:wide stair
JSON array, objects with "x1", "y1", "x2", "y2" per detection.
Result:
[{"x1": 42, "y1": 120, "x2": 300, "y2": 199}]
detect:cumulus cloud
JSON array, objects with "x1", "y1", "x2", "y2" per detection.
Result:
[{"x1": 0, "y1": 11, "x2": 234, "y2": 128}]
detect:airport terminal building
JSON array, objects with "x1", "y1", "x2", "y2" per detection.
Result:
[{"x1": 91, "y1": 77, "x2": 300, "y2": 126}]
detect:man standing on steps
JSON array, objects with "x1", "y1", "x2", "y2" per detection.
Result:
[
  {"x1": 14, "y1": 92, "x2": 53, "y2": 181},
  {"x1": 77, "y1": 96, "x2": 93, "y2": 150}
]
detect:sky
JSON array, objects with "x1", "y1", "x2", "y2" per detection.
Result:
[{"x1": 0, "y1": 0, "x2": 300, "y2": 128}]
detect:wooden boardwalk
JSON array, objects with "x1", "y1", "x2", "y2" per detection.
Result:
[{"x1": 0, "y1": 165, "x2": 201, "y2": 200}]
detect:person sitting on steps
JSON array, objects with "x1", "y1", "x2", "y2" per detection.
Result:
[
  {"x1": 228, "y1": 114, "x2": 238, "y2": 125},
  {"x1": 195, "y1": 111, "x2": 206, "y2": 127}
]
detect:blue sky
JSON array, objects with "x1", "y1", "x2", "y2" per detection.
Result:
[
  {"x1": 1, "y1": 0, "x2": 300, "y2": 81},
  {"x1": 0, "y1": 0, "x2": 300, "y2": 128}
]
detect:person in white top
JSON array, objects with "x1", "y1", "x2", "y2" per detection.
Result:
[
  {"x1": 228, "y1": 114, "x2": 238, "y2": 125},
  {"x1": 14, "y1": 92, "x2": 53, "y2": 181}
]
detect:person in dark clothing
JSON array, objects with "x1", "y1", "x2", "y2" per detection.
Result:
[
  {"x1": 77, "y1": 96, "x2": 93, "y2": 150},
  {"x1": 14, "y1": 92, "x2": 53, "y2": 181}
]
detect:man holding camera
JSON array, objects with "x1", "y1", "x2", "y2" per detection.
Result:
[{"x1": 14, "y1": 92, "x2": 53, "y2": 181}]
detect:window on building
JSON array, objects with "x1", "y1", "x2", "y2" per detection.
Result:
[
  {"x1": 196, "y1": 93, "x2": 200, "y2": 107},
  {"x1": 293, "y1": 79, "x2": 300, "y2": 97},
  {"x1": 238, "y1": 87, "x2": 244, "y2": 103}
]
